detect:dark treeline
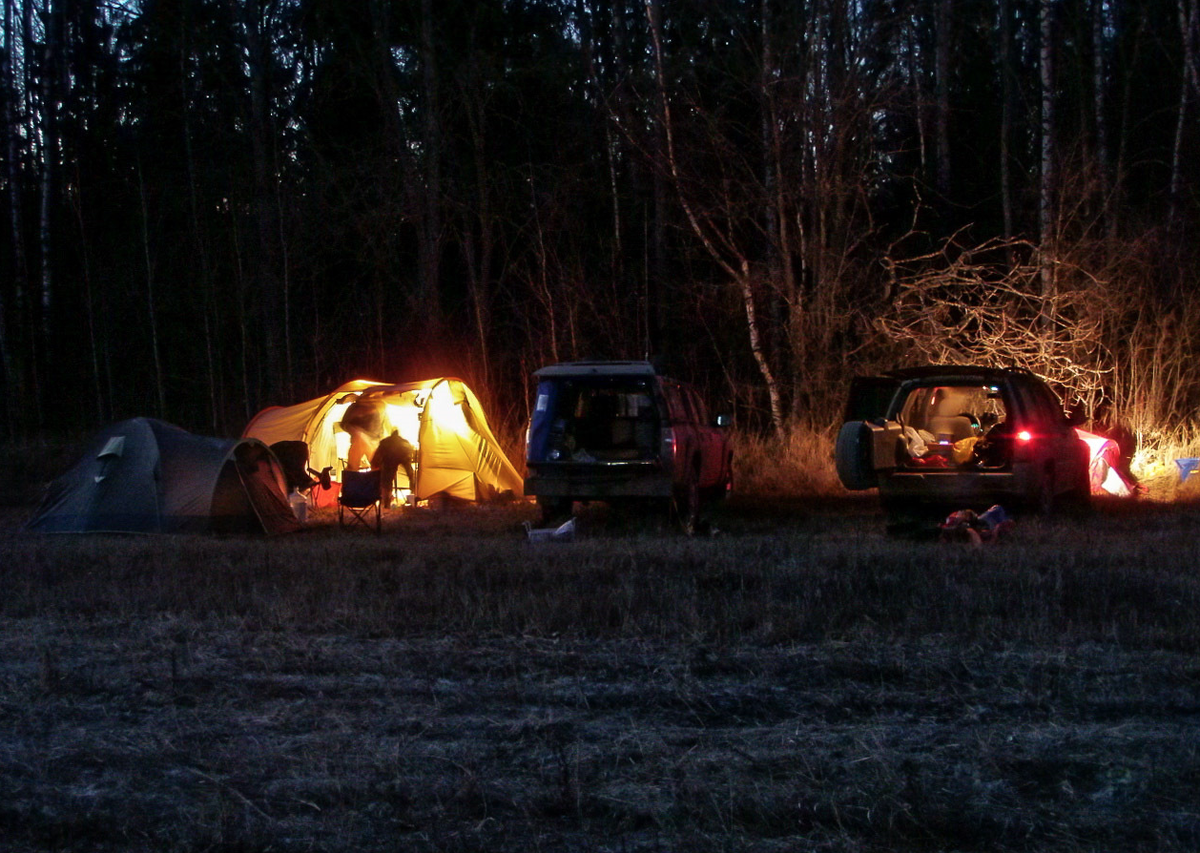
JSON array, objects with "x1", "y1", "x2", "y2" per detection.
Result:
[{"x1": 3, "y1": 0, "x2": 1200, "y2": 441}]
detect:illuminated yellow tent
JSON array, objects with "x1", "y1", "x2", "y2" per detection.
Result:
[{"x1": 243, "y1": 378, "x2": 524, "y2": 502}]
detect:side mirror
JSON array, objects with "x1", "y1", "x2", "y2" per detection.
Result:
[{"x1": 715, "y1": 413, "x2": 732, "y2": 428}]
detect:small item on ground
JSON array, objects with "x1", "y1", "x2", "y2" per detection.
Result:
[
  {"x1": 524, "y1": 517, "x2": 576, "y2": 543},
  {"x1": 288, "y1": 489, "x2": 308, "y2": 523},
  {"x1": 939, "y1": 504, "x2": 1014, "y2": 545}
]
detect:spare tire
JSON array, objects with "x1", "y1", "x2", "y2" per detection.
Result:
[{"x1": 836, "y1": 421, "x2": 878, "y2": 490}]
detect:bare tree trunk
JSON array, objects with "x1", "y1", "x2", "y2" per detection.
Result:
[
  {"x1": 418, "y1": 0, "x2": 443, "y2": 333},
  {"x1": 181, "y1": 3, "x2": 220, "y2": 430},
  {"x1": 999, "y1": 0, "x2": 1014, "y2": 240},
  {"x1": 231, "y1": 219, "x2": 253, "y2": 423},
  {"x1": 1170, "y1": 0, "x2": 1198, "y2": 229},
  {"x1": 461, "y1": 19, "x2": 496, "y2": 387},
  {"x1": 1039, "y1": 0, "x2": 1056, "y2": 315},
  {"x1": 38, "y1": 0, "x2": 58, "y2": 347},
  {"x1": 739, "y1": 262, "x2": 783, "y2": 432},
  {"x1": 464, "y1": 91, "x2": 494, "y2": 388},
  {"x1": 1093, "y1": 0, "x2": 1111, "y2": 236},
  {"x1": 244, "y1": 0, "x2": 286, "y2": 404},
  {"x1": 648, "y1": 0, "x2": 667, "y2": 359},
  {"x1": 574, "y1": 0, "x2": 622, "y2": 280},
  {"x1": 1, "y1": 0, "x2": 24, "y2": 432},
  {"x1": 137, "y1": 159, "x2": 166, "y2": 418},
  {"x1": 762, "y1": 0, "x2": 797, "y2": 419},
  {"x1": 1170, "y1": 68, "x2": 1187, "y2": 230},
  {"x1": 71, "y1": 165, "x2": 105, "y2": 422},
  {"x1": 530, "y1": 175, "x2": 559, "y2": 365},
  {"x1": 1114, "y1": 9, "x2": 1148, "y2": 240},
  {"x1": 934, "y1": 0, "x2": 952, "y2": 199},
  {"x1": 905, "y1": 13, "x2": 927, "y2": 176}
]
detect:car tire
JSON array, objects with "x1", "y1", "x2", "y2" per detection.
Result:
[
  {"x1": 1033, "y1": 478, "x2": 1056, "y2": 515},
  {"x1": 673, "y1": 467, "x2": 702, "y2": 536},
  {"x1": 1060, "y1": 473, "x2": 1093, "y2": 517},
  {"x1": 701, "y1": 467, "x2": 733, "y2": 505},
  {"x1": 537, "y1": 496, "x2": 572, "y2": 525}
]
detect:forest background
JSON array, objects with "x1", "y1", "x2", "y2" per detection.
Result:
[{"x1": 3, "y1": 0, "x2": 1200, "y2": 449}]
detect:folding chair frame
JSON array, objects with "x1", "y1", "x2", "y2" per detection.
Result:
[{"x1": 338, "y1": 470, "x2": 382, "y2": 534}]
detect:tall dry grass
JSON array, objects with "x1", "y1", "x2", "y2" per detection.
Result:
[{"x1": 729, "y1": 424, "x2": 844, "y2": 497}]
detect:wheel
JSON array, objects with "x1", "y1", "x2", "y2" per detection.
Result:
[
  {"x1": 701, "y1": 469, "x2": 733, "y2": 504},
  {"x1": 537, "y1": 496, "x2": 572, "y2": 525},
  {"x1": 672, "y1": 468, "x2": 702, "y2": 535},
  {"x1": 1033, "y1": 478, "x2": 1057, "y2": 515},
  {"x1": 1060, "y1": 472, "x2": 1093, "y2": 517}
]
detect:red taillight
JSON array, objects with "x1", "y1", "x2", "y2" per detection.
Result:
[{"x1": 1016, "y1": 430, "x2": 1033, "y2": 443}]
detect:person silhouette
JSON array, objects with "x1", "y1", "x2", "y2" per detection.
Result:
[
  {"x1": 340, "y1": 393, "x2": 387, "y2": 471},
  {"x1": 371, "y1": 429, "x2": 415, "y2": 507}
]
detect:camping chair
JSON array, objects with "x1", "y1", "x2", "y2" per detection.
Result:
[
  {"x1": 338, "y1": 469, "x2": 382, "y2": 533},
  {"x1": 270, "y1": 440, "x2": 333, "y2": 507}
]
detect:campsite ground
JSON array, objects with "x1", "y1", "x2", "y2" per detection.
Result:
[{"x1": 3, "y1": 494, "x2": 1200, "y2": 852}]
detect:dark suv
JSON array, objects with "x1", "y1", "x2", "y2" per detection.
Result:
[
  {"x1": 836, "y1": 366, "x2": 1090, "y2": 525},
  {"x1": 525, "y1": 361, "x2": 733, "y2": 532}
]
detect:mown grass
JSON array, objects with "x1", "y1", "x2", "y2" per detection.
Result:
[
  {"x1": 4, "y1": 434, "x2": 1200, "y2": 852},
  {"x1": 6, "y1": 499, "x2": 1200, "y2": 651}
]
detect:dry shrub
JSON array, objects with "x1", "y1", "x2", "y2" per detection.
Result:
[
  {"x1": 729, "y1": 424, "x2": 844, "y2": 497},
  {"x1": 879, "y1": 235, "x2": 1112, "y2": 415},
  {"x1": 1130, "y1": 424, "x2": 1200, "y2": 500}
]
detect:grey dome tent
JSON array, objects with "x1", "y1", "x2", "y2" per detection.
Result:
[{"x1": 25, "y1": 418, "x2": 300, "y2": 535}]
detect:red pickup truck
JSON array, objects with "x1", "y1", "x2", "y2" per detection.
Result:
[{"x1": 525, "y1": 361, "x2": 733, "y2": 533}]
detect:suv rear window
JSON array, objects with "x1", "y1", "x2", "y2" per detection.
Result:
[
  {"x1": 894, "y1": 382, "x2": 1013, "y2": 467},
  {"x1": 529, "y1": 377, "x2": 661, "y2": 462},
  {"x1": 898, "y1": 384, "x2": 1008, "y2": 436}
]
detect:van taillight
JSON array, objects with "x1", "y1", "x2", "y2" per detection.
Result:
[
  {"x1": 1016, "y1": 430, "x2": 1033, "y2": 443},
  {"x1": 661, "y1": 427, "x2": 676, "y2": 461}
]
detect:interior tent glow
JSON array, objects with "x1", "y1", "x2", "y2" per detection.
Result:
[{"x1": 243, "y1": 377, "x2": 524, "y2": 502}]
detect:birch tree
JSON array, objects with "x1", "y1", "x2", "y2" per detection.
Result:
[{"x1": 644, "y1": 0, "x2": 784, "y2": 432}]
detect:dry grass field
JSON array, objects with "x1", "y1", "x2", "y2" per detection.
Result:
[{"x1": 3, "y1": 488, "x2": 1200, "y2": 853}]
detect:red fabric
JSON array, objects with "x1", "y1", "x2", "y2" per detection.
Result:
[{"x1": 312, "y1": 481, "x2": 341, "y2": 508}]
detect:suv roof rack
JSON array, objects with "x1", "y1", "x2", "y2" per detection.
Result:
[
  {"x1": 883, "y1": 365, "x2": 1033, "y2": 381},
  {"x1": 534, "y1": 361, "x2": 658, "y2": 378}
]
